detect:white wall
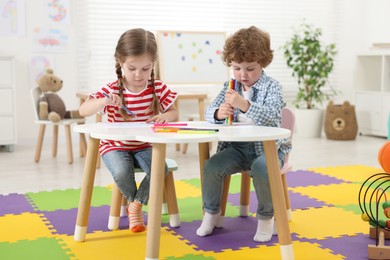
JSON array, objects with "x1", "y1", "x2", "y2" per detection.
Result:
[
  {"x1": 0, "y1": 0, "x2": 79, "y2": 143},
  {"x1": 1, "y1": 0, "x2": 390, "y2": 144},
  {"x1": 334, "y1": 0, "x2": 390, "y2": 105}
]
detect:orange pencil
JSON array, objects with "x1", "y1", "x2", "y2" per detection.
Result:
[{"x1": 225, "y1": 79, "x2": 235, "y2": 125}]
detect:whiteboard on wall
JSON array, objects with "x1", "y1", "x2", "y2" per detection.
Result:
[{"x1": 157, "y1": 31, "x2": 229, "y2": 84}]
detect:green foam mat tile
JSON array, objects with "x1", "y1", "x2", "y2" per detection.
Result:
[
  {"x1": 26, "y1": 186, "x2": 111, "y2": 211},
  {"x1": 0, "y1": 237, "x2": 74, "y2": 259}
]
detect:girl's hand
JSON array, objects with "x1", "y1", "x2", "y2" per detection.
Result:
[
  {"x1": 146, "y1": 114, "x2": 169, "y2": 124},
  {"x1": 104, "y1": 93, "x2": 122, "y2": 108},
  {"x1": 216, "y1": 103, "x2": 233, "y2": 120}
]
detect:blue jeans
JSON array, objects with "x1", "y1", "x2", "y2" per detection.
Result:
[
  {"x1": 102, "y1": 148, "x2": 168, "y2": 205},
  {"x1": 202, "y1": 142, "x2": 284, "y2": 220}
]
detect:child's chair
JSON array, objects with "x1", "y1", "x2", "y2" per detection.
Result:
[
  {"x1": 108, "y1": 158, "x2": 180, "y2": 230},
  {"x1": 219, "y1": 107, "x2": 295, "y2": 224},
  {"x1": 31, "y1": 87, "x2": 86, "y2": 164}
]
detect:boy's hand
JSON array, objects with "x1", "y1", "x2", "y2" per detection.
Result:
[
  {"x1": 216, "y1": 103, "x2": 233, "y2": 120},
  {"x1": 225, "y1": 89, "x2": 250, "y2": 112}
]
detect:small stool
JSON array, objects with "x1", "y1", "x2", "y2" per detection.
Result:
[{"x1": 107, "y1": 158, "x2": 180, "y2": 230}]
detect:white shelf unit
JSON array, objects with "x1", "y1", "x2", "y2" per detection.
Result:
[
  {"x1": 0, "y1": 56, "x2": 16, "y2": 151},
  {"x1": 355, "y1": 51, "x2": 390, "y2": 137}
]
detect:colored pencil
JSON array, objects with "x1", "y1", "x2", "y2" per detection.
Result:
[
  {"x1": 102, "y1": 92, "x2": 136, "y2": 117},
  {"x1": 153, "y1": 123, "x2": 188, "y2": 127},
  {"x1": 225, "y1": 79, "x2": 235, "y2": 125},
  {"x1": 176, "y1": 130, "x2": 217, "y2": 134},
  {"x1": 152, "y1": 127, "x2": 219, "y2": 133}
]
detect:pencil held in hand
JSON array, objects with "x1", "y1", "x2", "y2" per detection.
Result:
[
  {"x1": 102, "y1": 92, "x2": 136, "y2": 117},
  {"x1": 225, "y1": 79, "x2": 235, "y2": 125}
]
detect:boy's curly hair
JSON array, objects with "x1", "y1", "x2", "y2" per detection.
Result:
[{"x1": 222, "y1": 26, "x2": 273, "y2": 68}]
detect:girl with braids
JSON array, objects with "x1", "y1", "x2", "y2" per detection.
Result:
[{"x1": 79, "y1": 28, "x2": 178, "y2": 233}]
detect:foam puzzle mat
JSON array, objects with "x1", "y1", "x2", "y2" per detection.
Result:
[{"x1": 0, "y1": 165, "x2": 384, "y2": 259}]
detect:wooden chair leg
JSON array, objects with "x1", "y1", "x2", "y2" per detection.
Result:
[
  {"x1": 282, "y1": 173, "x2": 292, "y2": 221},
  {"x1": 96, "y1": 156, "x2": 101, "y2": 169},
  {"x1": 164, "y1": 170, "x2": 180, "y2": 227},
  {"x1": 52, "y1": 125, "x2": 58, "y2": 157},
  {"x1": 217, "y1": 175, "x2": 231, "y2": 228},
  {"x1": 162, "y1": 187, "x2": 168, "y2": 214},
  {"x1": 80, "y1": 132, "x2": 87, "y2": 158},
  {"x1": 64, "y1": 125, "x2": 73, "y2": 164},
  {"x1": 108, "y1": 184, "x2": 123, "y2": 230},
  {"x1": 120, "y1": 195, "x2": 127, "y2": 217},
  {"x1": 34, "y1": 124, "x2": 46, "y2": 162},
  {"x1": 240, "y1": 171, "x2": 251, "y2": 217}
]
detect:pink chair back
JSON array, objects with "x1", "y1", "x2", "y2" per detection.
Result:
[{"x1": 281, "y1": 107, "x2": 295, "y2": 172}]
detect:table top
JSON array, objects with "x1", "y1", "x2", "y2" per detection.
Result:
[
  {"x1": 76, "y1": 90, "x2": 207, "y2": 100},
  {"x1": 73, "y1": 121, "x2": 290, "y2": 144}
]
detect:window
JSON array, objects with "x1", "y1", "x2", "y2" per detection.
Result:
[{"x1": 75, "y1": 0, "x2": 339, "y2": 101}]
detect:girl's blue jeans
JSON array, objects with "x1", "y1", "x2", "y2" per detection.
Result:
[
  {"x1": 202, "y1": 142, "x2": 284, "y2": 220},
  {"x1": 102, "y1": 148, "x2": 168, "y2": 205}
]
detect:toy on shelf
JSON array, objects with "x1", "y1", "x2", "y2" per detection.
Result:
[
  {"x1": 225, "y1": 79, "x2": 235, "y2": 125},
  {"x1": 359, "y1": 142, "x2": 390, "y2": 259}
]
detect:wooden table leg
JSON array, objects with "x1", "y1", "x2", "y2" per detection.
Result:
[
  {"x1": 74, "y1": 137, "x2": 99, "y2": 242},
  {"x1": 198, "y1": 142, "x2": 210, "y2": 186},
  {"x1": 198, "y1": 98, "x2": 205, "y2": 121},
  {"x1": 145, "y1": 143, "x2": 166, "y2": 259},
  {"x1": 263, "y1": 140, "x2": 294, "y2": 260}
]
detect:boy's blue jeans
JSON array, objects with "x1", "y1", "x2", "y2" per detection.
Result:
[
  {"x1": 102, "y1": 148, "x2": 168, "y2": 205},
  {"x1": 202, "y1": 142, "x2": 284, "y2": 220}
]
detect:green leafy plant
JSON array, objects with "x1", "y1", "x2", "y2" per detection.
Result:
[{"x1": 282, "y1": 22, "x2": 338, "y2": 109}]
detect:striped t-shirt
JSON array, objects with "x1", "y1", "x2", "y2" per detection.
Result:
[{"x1": 90, "y1": 80, "x2": 177, "y2": 156}]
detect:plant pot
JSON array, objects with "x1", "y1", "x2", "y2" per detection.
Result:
[{"x1": 294, "y1": 108, "x2": 324, "y2": 138}]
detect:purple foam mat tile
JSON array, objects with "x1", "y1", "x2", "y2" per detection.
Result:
[
  {"x1": 286, "y1": 170, "x2": 346, "y2": 188},
  {"x1": 170, "y1": 217, "x2": 280, "y2": 252},
  {"x1": 288, "y1": 190, "x2": 331, "y2": 209},
  {"x1": 43, "y1": 206, "x2": 112, "y2": 235},
  {"x1": 303, "y1": 233, "x2": 372, "y2": 260},
  {"x1": 0, "y1": 193, "x2": 34, "y2": 216},
  {"x1": 228, "y1": 190, "x2": 329, "y2": 214}
]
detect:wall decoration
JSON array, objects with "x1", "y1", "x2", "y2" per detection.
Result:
[
  {"x1": 157, "y1": 31, "x2": 229, "y2": 84},
  {"x1": 45, "y1": 0, "x2": 70, "y2": 25},
  {"x1": 0, "y1": 0, "x2": 25, "y2": 37},
  {"x1": 29, "y1": 55, "x2": 54, "y2": 88},
  {"x1": 32, "y1": 26, "x2": 68, "y2": 52}
]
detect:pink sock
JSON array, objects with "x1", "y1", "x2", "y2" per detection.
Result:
[{"x1": 127, "y1": 201, "x2": 145, "y2": 233}]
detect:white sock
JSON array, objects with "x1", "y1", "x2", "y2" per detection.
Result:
[
  {"x1": 196, "y1": 211, "x2": 220, "y2": 237},
  {"x1": 253, "y1": 217, "x2": 275, "y2": 242}
]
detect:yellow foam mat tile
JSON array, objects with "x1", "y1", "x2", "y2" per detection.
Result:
[
  {"x1": 309, "y1": 165, "x2": 382, "y2": 183},
  {"x1": 292, "y1": 182, "x2": 362, "y2": 206},
  {"x1": 204, "y1": 241, "x2": 343, "y2": 260},
  {"x1": 60, "y1": 227, "x2": 198, "y2": 259},
  {"x1": 290, "y1": 206, "x2": 367, "y2": 239},
  {"x1": 174, "y1": 180, "x2": 201, "y2": 199},
  {"x1": 0, "y1": 213, "x2": 55, "y2": 243}
]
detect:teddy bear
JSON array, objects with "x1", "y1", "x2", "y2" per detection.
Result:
[
  {"x1": 37, "y1": 68, "x2": 83, "y2": 123},
  {"x1": 324, "y1": 101, "x2": 358, "y2": 140}
]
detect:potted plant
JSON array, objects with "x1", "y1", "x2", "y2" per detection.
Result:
[{"x1": 281, "y1": 21, "x2": 338, "y2": 137}]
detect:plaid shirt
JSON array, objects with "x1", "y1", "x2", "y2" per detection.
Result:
[{"x1": 205, "y1": 71, "x2": 292, "y2": 159}]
